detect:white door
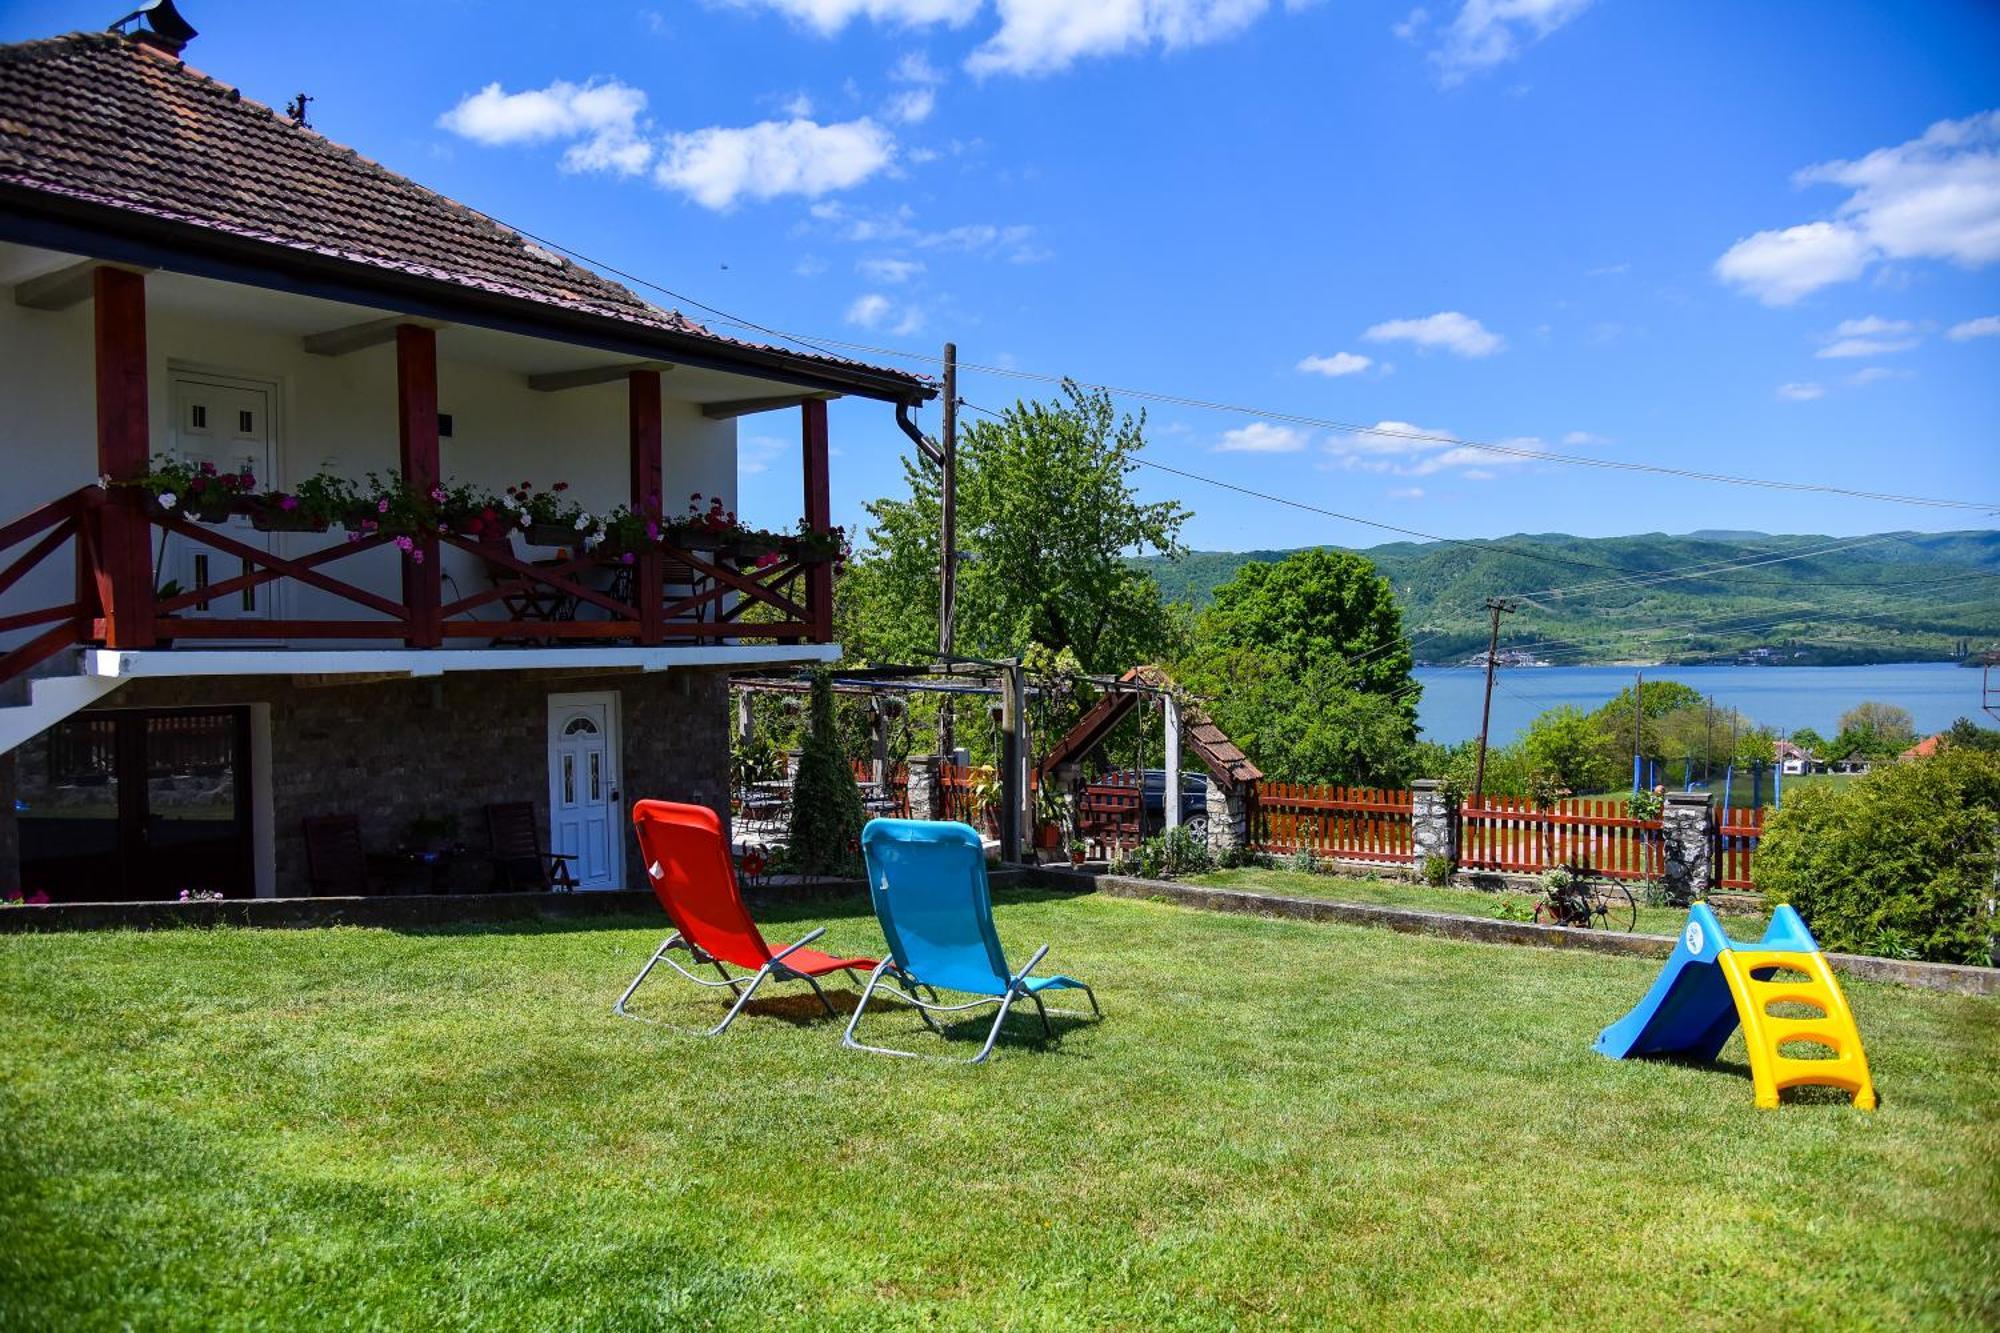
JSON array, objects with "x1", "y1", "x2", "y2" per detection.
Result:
[
  {"x1": 169, "y1": 375, "x2": 275, "y2": 620},
  {"x1": 548, "y1": 693, "x2": 621, "y2": 889}
]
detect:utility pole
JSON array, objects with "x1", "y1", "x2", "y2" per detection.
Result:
[
  {"x1": 1631, "y1": 669, "x2": 1644, "y2": 794},
  {"x1": 998, "y1": 656, "x2": 1023, "y2": 863},
  {"x1": 937, "y1": 341, "x2": 958, "y2": 760},
  {"x1": 1470, "y1": 598, "x2": 1514, "y2": 810},
  {"x1": 1704, "y1": 694, "x2": 1715, "y2": 785}
]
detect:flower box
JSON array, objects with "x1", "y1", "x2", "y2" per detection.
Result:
[
  {"x1": 524, "y1": 521, "x2": 579, "y2": 547},
  {"x1": 247, "y1": 504, "x2": 329, "y2": 533}
]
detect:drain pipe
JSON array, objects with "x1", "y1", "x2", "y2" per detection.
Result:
[{"x1": 896, "y1": 401, "x2": 942, "y2": 466}]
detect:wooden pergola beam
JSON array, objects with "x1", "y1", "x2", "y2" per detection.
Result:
[
  {"x1": 14, "y1": 260, "x2": 154, "y2": 311},
  {"x1": 701, "y1": 391, "x2": 839, "y2": 420},
  {"x1": 303, "y1": 315, "x2": 444, "y2": 357},
  {"x1": 527, "y1": 360, "x2": 673, "y2": 392}
]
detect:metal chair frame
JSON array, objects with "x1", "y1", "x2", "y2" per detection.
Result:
[
  {"x1": 843, "y1": 942, "x2": 1102, "y2": 1065},
  {"x1": 613, "y1": 926, "x2": 869, "y2": 1037}
]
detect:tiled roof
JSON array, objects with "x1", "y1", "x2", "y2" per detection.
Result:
[{"x1": 0, "y1": 31, "x2": 928, "y2": 395}]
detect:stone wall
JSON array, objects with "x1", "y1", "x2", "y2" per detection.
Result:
[{"x1": 28, "y1": 667, "x2": 730, "y2": 895}]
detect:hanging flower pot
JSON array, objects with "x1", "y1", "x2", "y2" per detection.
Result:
[
  {"x1": 524, "y1": 521, "x2": 576, "y2": 547},
  {"x1": 247, "y1": 499, "x2": 329, "y2": 532}
]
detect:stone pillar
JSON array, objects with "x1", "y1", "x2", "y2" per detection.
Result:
[
  {"x1": 906, "y1": 753, "x2": 941, "y2": 822},
  {"x1": 1410, "y1": 779, "x2": 1457, "y2": 876},
  {"x1": 1205, "y1": 779, "x2": 1249, "y2": 854},
  {"x1": 1661, "y1": 792, "x2": 1715, "y2": 906}
]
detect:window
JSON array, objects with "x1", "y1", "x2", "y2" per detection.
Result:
[
  {"x1": 237, "y1": 408, "x2": 255, "y2": 435},
  {"x1": 563, "y1": 716, "x2": 599, "y2": 737},
  {"x1": 188, "y1": 403, "x2": 207, "y2": 430}
]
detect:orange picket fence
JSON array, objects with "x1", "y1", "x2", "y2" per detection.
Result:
[
  {"x1": 1250, "y1": 783, "x2": 1414, "y2": 864},
  {"x1": 1459, "y1": 796, "x2": 1664, "y2": 881}
]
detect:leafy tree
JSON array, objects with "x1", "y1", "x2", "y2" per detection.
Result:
[
  {"x1": 1833, "y1": 700, "x2": 1917, "y2": 758},
  {"x1": 1755, "y1": 747, "x2": 2000, "y2": 964},
  {"x1": 1788, "y1": 726, "x2": 1828, "y2": 756},
  {"x1": 1734, "y1": 730, "x2": 1778, "y2": 769},
  {"x1": 1943, "y1": 716, "x2": 2000, "y2": 753},
  {"x1": 1196, "y1": 549, "x2": 1414, "y2": 714},
  {"x1": 785, "y1": 670, "x2": 865, "y2": 877},
  {"x1": 1176, "y1": 646, "x2": 1417, "y2": 786},
  {"x1": 1521, "y1": 705, "x2": 1619, "y2": 793},
  {"x1": 841, "y1": 381, "x2": 1187, "y2": 674},
  {"x1": 1589, "y1": 680, "x2": 1704, "y2": 728}
]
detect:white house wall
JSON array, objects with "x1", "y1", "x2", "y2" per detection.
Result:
[{"x1": 0, "y1": 275, "x2": 740, "y2": 646}]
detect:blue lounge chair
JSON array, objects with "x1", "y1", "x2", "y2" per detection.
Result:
[{"x1": 845, "y1": 818, "x2": 1101, "y2": 1063}]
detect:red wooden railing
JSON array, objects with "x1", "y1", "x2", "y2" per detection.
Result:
[
  {"x1": 849, "y1": 759, "x2": 911, "y2": 818},
  {"x1": 938, "y1": 762, "x2": 996, "y2": 833},
  {"x1": 1715, "y1": 805, "x2": 1764, "y2": 891},
  {"x1": 1250, "y1": 783, "x2": 1413, "y2": 864},
  {"x1": 0, "y1": 486, "x2": 835, "y2": 687},
  {"x1": 1078, "y1": 772, "x2": 1142, "y2": 857},
  {"x1": 1459, "y1": 796, "x2": 1665, "y2": 881}
]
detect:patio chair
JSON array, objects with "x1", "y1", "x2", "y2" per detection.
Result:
[
  {"x1": 615, "y1": 799, "x2": 877, "y2": 1035},
  {"x1": 302, "y1": 814, "x2": 373, "y2": 896},
  {"x1": 485, "y1": 801, "x2": 577, "y2": 892},
  {"x1": 845, "y1": 818, "x2": 1101, "y2": 1064}
]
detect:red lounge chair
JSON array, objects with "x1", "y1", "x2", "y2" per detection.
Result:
[{"x1": 614, "y1": 800, "x2": 877, "y2": 1035}]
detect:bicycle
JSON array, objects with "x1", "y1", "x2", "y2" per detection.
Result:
[{"x1": 1532, "y1": 864, "x2": 1637, "y2": 932}]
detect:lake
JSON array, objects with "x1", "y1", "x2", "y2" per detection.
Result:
[{"x1": 1412, "y1": 661, "x2": 1992, "y2": 744}]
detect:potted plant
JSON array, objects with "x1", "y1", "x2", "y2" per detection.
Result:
[
  {"x1": 1033, "y1": 782, "x2": 1067, "y2": 851},
  {"x1": 246, "y1": 467, "x2": 354, "y2": 532},
  {"x1": 503, "y1": 480, "x2": 597, "y2": 546},
  {"x1": 119, "y1": 454, "x2": 248, "y2": 523},
  {"x1": 1067, "y1": 838, "x2": 1087, "y2": 868}
]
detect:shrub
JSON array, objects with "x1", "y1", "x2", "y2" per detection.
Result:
[
  {"x1": 1755, "y1": 748, "x2": 2000, "y2": 965},
  {"x1": 1113, "y1": 825, "x2": 1213, "y2": 880},
  {"x1": 1287, "y1": 846, "x2": 1320, "y2": 876},
  {"x1": 1421, "y1": 854, "x2": 1453, "y2": 888},
  {"x1": 784, "y1": 670, "x2": 865, "y2": 878}
]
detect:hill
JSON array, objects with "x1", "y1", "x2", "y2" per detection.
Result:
[{"x1": 1135, "y1": 529, "x2": 2000, "y2": 666}]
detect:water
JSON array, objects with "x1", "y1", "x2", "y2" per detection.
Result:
[{"x1": 1412, "y1": 661, "x2": 1992, "y2": 744}]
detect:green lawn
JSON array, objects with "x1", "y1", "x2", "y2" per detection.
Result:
[
  {"x1": 3, "y1": 890, "x2": 1995, "y2": 1329},
  {"x1": 1188, "y1": 866, "x2": 1770, "y2": 937}
]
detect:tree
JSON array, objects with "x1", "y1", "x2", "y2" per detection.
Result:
[
  {"x1": 1521, "y1": 705, "x2": 1619, "y2": 793},
  {"x1": 840, "y1": 381, "x2": 1187, "y2": 675},
  {"x1": 1755, "y1": 747, "x2": 2000, "y2": 964},
  {"x1": 1834, "y1": 701, "x2": 1917, "y2": 758},
  {"x1": 1176, "y1": 646, "x2": 1418, "y2": 786},
  {"x1": 1195, "y1": 548, "x2": 1415, "y2": 716},
  {"x1": 1943, "y1": 717, "x2": 2000, "y2": 753},
  {"x1": 1788, "y1": 726, "x2": 1828, "y2": 757},
  {"x1": 785, "y1": 669, "x2": 865, "y2": 877}
]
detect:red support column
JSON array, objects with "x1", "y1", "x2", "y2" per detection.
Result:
[
  {"x1": 396, "y1": 324, "x2": 442, "y2": 648},
  {"x1": 92, "y1": 266, "x2": 155, "y2": 649},
  {"x1": 629, "y1": 369, "x2": 665, "y2": 645},
  {"x1": 801, "y1": 398, "x2": 833, "y2": 643}
]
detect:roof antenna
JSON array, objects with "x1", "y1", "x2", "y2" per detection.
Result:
[
  {"x1": 285, "y1": 93, "x2": 314, "y2": 128},
  {"x1": 108, "y1": 0, "x2": 198, "y2": 57}
]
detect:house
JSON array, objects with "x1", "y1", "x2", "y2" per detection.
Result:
[
  {"x1": 1899, "y1": 734, "x2": 1943, "y2": 762},
  {"x1": 0, "y1": 7, "x2": 933, "y2": 901},
  {"x1": 1772, "y1": 738, "x2": 1819, "y2": 776}
]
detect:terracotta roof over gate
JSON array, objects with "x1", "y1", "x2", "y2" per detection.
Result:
[
  {"x1": 1036, "y1": 665, "x2": 1262, "y2": 792},
  {"x1": 0, "y1": 30, "x2": 931, "y2": 400}
]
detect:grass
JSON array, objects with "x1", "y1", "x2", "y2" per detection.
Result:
[
  {"x1": 1580, "y1": 772, "x2": 1859, "y2": 810},
  {"x1": 1186, "y1": 866, "x2": 1769, "y2": 937},
  {"x1": 2, "y1": 889, "x2": 1995, "y2": 1329}
]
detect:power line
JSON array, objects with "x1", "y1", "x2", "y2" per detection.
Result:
[{"x1": 450, "y1": 208, "x2": 1994, "y2": 513}]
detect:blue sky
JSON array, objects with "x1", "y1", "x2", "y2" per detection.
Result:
[{"x1": 9, "y1": 1, "x2": 1999, "y2": 549}]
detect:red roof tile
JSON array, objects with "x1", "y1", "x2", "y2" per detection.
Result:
[{"x1": 0, "y1": 31, "x2": 929, "y2": 397}]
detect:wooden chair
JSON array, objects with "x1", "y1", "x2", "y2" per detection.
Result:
[
  {"x1": 303, "y1": 814, "x2": 373, "y2": 896},
  {"x1": 486, "y1": 801, "x2": 578, "y2": 892}
]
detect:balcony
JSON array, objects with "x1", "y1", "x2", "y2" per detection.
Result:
[{"x1": 0, "y1": 483, "x2": 837, "y2": 688}]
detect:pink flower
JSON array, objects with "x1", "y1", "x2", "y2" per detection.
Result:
[
  {"x1": 395, "y1": 535, "x2": 414, "y2": 552},
  {"x1": 429, "y1": 485, "x2": 447, "y2": 503},
  {"x1": 645, "y1": 522, "x2": 660, "y2": 541},
  {"x1": 279, "y1": 495, "x2": 299, "y2": 511},
  {"x1": 619, "y1": 551, "x2": 635, "y2": 564},
  {"x1": 377, "y1": 498, "x2": 391, "y2": 513},
  {"x1": 26, "y1": 890, "x2": 49, "y2": 905},
  {"x1": 410, "y1": 549, "x2": 425, "y2": 564}
]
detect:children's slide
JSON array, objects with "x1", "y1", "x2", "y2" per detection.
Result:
[{"x1": 1595, "y1": 904, "x2": 1875, "y2": 1109}]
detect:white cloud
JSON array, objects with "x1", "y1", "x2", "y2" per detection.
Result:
[
  {"x1": 1716, "y1": 109, "x2": 2000, "y2": 304},
  {"x1": 437, "y1": 79, "x2": 653, "y2": 174},
  {"x1": 1846, "y1": 366, "x2": 1913, "y2": 386},
  {"x1": 1388, "y1": 485, "x2": 1426, "y2": 499},
  {"x1": 967, "y1": 0, "x2": 1283, "y2": 78},
  {"x1": 894, "y1": 50, "x2": 946, "y2": 84},
  {"x1": 845, "y1": 292, "x2": 894, "y2": 327},
  {"x1": 1816, "y1": 316, "x2": 1921, "y2": 358},
  {"x1": 1776, "y1": 382, "x2": 1825, "y2": 402},
  {"x1": 778, "y1": 91, "x2": 816, "y2": 117},
  {"x1": 1363, "y1": 310, "x2": 1505, "y2": 357},
  {"x1": 859, "y1": 256, "x2": 927, "y2": 282},
  {"x1": 1714, "y1": 221, "x2": 1872, "y2": 306},
  {"x1": 724, "y1": 0, "x2": 981, "y2": 35},
  {"x1": 655, "y1": 117, "x2": 895, "y2": 209},
  {"x1": 885, "y1": 87, "x2": 938, "y2": 123},
  {"x1": 1322, "y1": 421, "x2": 1530, "y2": 478},
  {"x1": 1948, "y1": 314, "x2": 2000, "y2": 340},
  {"x1": 1561, "y1": 430, "x2": 1609, "y2": 446},
  {"x1": 1216, "y1": 422, "x2": 1309, "y2": 453},
  {"x1": 1296, "y1": 351, "x2": 1373, "y2": 377},
  {"x1": 1419, "y1": 0, "x2": 1595, "y2": 85},
  {"x1": 808, "y1": 201, "x2": 1047, "y2": 261}
]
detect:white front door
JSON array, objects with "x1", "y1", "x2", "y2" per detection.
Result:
[
  {"x1": 548, "y1": 693, "x2": 621, "y2": 889},
  {"x1": 169, "y1": 374, "x2": 275, "y2": 620}
]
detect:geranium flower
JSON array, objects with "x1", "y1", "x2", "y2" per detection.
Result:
[
  {"x1": 376, "y1": 498, "x2": 391, "y2": 514},
  {"x1": 279, "y1": 495, "x2": 299, "y2": 511},
  {"x1": 410, "y1": 549, "x2": 425, "y2": 564},
  {"x1": 552, "y1": 481, "x2": 569, "y2": 492},
  {"x1": 395, "y1": 535, "x2": 414, "y2": 552},
  {"x1": 158, "y1": 492, "x2": 177, "y2": 510},
  {"x1": 429, "y1": 485, "x2": 447, "y2": 503}
]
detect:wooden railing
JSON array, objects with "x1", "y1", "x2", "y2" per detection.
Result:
[
  {"x1": 1715, "y1": 805, "x2": 1764, "y2": 891},
  {"x1": 850, "y1": 759, "x2": 911, "y2": 818},
  {"x1": 938, "y1": 762, "x2": 997, "y2": 833},
  {"x1": 1459, "y1": 796, "x2": 1664, "y2": 882},
  {"x1": 1078, "y1": 772, "x2": 1142, "y2": 857},
  {"x1": 1251, "y1": 783, "x2": 1413, "y2": 864},
  {"x1": 0, "y1": 486, "x2": 835, "y2": 686}
]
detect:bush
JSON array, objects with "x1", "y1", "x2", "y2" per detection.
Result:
[
  {"x1": 784, "y1": 670, "x2": 865, "y2": 878},
  {"x1": 1114, "y1": 824, "x2": 1214, "y2": 880},
  {"x1": 1421, "y1": 854, "x2": 1453, "y2": 888},
  {"x1": 1755, "y1": 748, "x2": 2000, "y2": 964},
  {"x1": 1287, "y1": 846, "x2": 1320, "y2": 876}
]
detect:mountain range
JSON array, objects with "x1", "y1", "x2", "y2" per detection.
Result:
[{"x1": 1133, "y1": 529, "x2": 2000, "y2": 666}]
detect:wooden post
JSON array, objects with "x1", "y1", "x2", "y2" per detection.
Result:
[
  {"x1": 630, "y1": 369, "x2": 664, "y2": 645},
  {"x1": 1163, "y1": 690, "x2": 1182, "y2": 830},
  {"x1": 92, "y1": 266, "x2": 155, "y2": 648},
  {"x1": 801, "y1": 398, "x2": 833, "y2": 643},
  {"x1": 396, "y1": 324, "x2": 441, "y2": 648},
  {"x1": 938, "y1": 341, "x2": 957, "y2": 757},
  {"x1": 998, "y1": 657, "x2": 1024, "y2": 863}
]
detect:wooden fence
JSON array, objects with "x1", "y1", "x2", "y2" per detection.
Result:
[
  {"x1": 1250, "y1": 784, "x2": 1414, "y2": 864},
  {"x1": 849, "y1": 760, "x2": 911, "y2": 819},
  {"x1": 1459, "y1": 796, "x2": 1664, "y2": 882},
  {"x1": 1078, "y1": 772, "x2": 1144, "y2": 857},
  {"x1": 1715, "y1": 805, "x2": 1764, "y2": 890},
  {"x1": 938, "y1": 762, "x2": 996, "y2": 833}
]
